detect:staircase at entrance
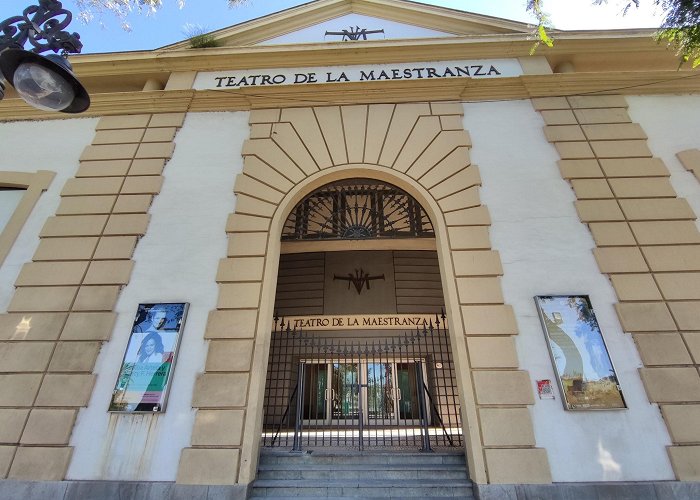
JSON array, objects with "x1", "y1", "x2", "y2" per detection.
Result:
[{"x1": 249, "y1": 450, "x2": 474, "y2": 498}]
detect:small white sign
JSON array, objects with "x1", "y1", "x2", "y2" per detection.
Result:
[{"x1": 194, "y1": 58, "x2": 523, "y2": 90}]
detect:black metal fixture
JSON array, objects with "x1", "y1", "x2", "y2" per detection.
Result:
[
  {"x1": 0, "y1": 0, "x2": 89, "y2": 113},
  {"x1": 282, "y1": 179, "x2": 434, "y2": 241}
]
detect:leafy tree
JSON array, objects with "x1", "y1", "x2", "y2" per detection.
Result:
[
  {"x1": 528, "y1": 0, "x2": 700, "y2": 66},
  {"x1": 73, "y1": 1, "x2": 700, "y2": 66},
  {"x1": 73, "y1": 0, "x2": 247, "y2": 30}
]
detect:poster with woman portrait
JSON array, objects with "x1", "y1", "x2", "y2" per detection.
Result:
[
  {"x1": 535, "y1": 296, "x2": 626, "y2": 411},
  {"x1": 109, "y1": 303, "x2": 189, "y2": 412}
]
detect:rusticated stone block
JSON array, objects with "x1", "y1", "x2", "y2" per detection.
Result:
[
  {"x1": 0, "y1": 374, "x2": 42, "y2": 407},
  {"x1": 484, "y1": 448, "x2": 552, "y2": 484},
  {"x1": 205, "y1": 310, "x2": 258, "y2": 339},
  {"x1": 191, "y1": 410, "x2": 244, "y2": 446},
  {"x1": 615, "y1": 302, "x2": 676, "y2": 332},
  {"x1": 461, "y1": 305, "x2": 518, "y2": 335},
  {"x1": 639, "y1": 367, "x2": 700, "y2": 403},
  {"x1": 472, "y1": 370, "x2": 534, "y2": 405},
  {"x1": 205, "y1": 340, "x2": 254, "y2": 372},
  {"x1": 177, "y1": 448, "x2": 240, "y2": 485},
  {"x1": 191, "y1": 373, "x2": 249, "y2": 408},
  {"x1": 20, "y1": 409, "x2": 77, "y2": 445},
  {"x1": 49, "y1": 342, "x2": 102, "y2": 372},
  {"x1": 661, "y1": 405, "x2": 700, "y2": 443},
  {"x1": 0, "y1": 313, "x2": 67, "y2": 341},
  {"x1": 0, "y1": 409, "x2": 29, "y2": 444},
  {"x1": 634, "y1": 333, "x2": 693, "y2": 366},
  {"x1": 480, "y1": 408, "x2": 536, "y2": 446},
  {"x1": 35, "y1": 374, "x2": 96, "y2": 407},
  {"x1": 0, "y1": 342, "x2": 54, "y2": 373},
  {"x1": 8, "y1": 446, "x2": 72, "y2": 481},
  {"x1": 668, "y1": 445, "x2": 700, "y2": 480}
]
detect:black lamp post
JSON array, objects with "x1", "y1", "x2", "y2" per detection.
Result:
[{"x1": 0, "y1": 0, "x2": 89, "y2": 113}]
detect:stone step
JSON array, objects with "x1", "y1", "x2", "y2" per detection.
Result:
[
  {"x1": 251, "y1": 497, "x2": 474, "y2": 500},
  {"x1": 258, "y1": 451, "x2": 466, "y2": 466},
  {"x1": 253, "y1": 451, "x2": 471, "y2": 498},
  {"x1": 256, "y1": 465, "x2": 468, "y2": 480},
  {"x1": 249, "y1": 480, "x2": 474, "y2": 498},
  {"x1": 251, "y1": 497, "x2": 474, "y2": 499}
]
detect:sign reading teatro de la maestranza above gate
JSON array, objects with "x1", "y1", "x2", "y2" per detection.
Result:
[
  {"x1": 195, "y1": 59, "x2": 522, "y2": 90},
  {"x1": 281, "y1": 314, "x2": 447, "y2": 331}
]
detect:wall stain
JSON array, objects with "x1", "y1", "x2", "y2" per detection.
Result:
[{"x1": 100, "y1": 413, "x2": 161, "y2": 480}]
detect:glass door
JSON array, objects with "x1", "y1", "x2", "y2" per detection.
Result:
[
  {"x1": 365, "y1": 362, "x2": 396, "y2": 425},
  {"x1": 302, "y1": 361, "x2": 359, "y2": 426},
  {"x1": 364, "y1": 360, "x2": 425, "y2": 425},
  {"x1": 330, "y1": 362, "x2": 360, "y2": 423},
  {"x1": 396, "y1": 362, "x2": 422, "y2": 425},
  {"x1": 301, "y1": 362, "x2": 328, "y2": 424},
  {"x1": 303, "y1": 360, "x2": 425, "y2": 426}
]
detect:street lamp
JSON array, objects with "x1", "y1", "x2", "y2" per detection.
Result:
[{"x1": 0, "y1": 0, "x2": 89, "y2": 113}]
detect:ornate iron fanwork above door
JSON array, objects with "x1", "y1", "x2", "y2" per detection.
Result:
[{"x1": 282, "y1": 179, "x2": 434, "y2": 241}]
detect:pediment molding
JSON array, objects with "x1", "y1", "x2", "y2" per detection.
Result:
[{"x1": 159, "y1": 0, "x2": 533, "y2": 51}]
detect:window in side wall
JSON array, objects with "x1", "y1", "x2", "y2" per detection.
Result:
[
  {"x1": 0, "y1": 188, "x2": 26, "y2": 234},
  {"x1": 0, "y1": 171, "x2": 55, "y2": 267}
]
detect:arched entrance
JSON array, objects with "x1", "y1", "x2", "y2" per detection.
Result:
[
  {"x1": 181, "y1": 104, "x2": 548, "y2": 488},
  {"x1": 261, "y1": 178, "x2": 463, "y2": 451}
]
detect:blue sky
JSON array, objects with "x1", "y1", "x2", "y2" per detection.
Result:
[{"x1": 1, "y1": 0, "x2": 665, "y2": 54}]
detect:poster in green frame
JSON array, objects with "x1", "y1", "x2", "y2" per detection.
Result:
[{"x1": 109, "y1": 302, "x2": 189, "y2": 412}]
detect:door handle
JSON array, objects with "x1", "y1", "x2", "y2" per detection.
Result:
[{"x1": 396, "y1": 388, "x2": 402, "y2": 401}]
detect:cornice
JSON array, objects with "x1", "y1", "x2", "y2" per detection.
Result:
[
  {"x1": 68, "y1": 32, "x2": 675, "y2": 82},
  {"x1": 2, "y1": 70, "x2": 698, "y2": 122}
]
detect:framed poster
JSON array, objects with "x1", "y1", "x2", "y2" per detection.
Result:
[
  {"x1": 534, "y1": 296, "x2": 626, "y2": 410},
  {"x1": 109, "y1": 302, "x2": 189, "y2": 413}
]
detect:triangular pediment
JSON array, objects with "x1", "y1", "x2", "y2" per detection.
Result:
[{"x1": 160, "y1": 0, "x2": 532, "y2": 51}]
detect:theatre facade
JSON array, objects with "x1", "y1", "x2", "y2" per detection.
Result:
[{"x1": 1, "y1": 0, "x2": 700, "y2": 497}]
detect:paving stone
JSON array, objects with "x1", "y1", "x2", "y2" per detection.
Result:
[
  {"x1": 595, "y1": 482, "x2": 657, "y2": 500},
  {"x1": 0, "y1": 480, "x2": 68, "y2": 499},
  {"x1": 207, "y1": 484, "x2": 248, "y2": 500},
  {"x1": 163, "y1": 483, "x2": 209, "y2": 500},
  {"x1": 64, "y1": 480, "x2": 139, "y2": 500},
  {"x1": 653, "y1": 481, "x2": 700, "y2": 500}
]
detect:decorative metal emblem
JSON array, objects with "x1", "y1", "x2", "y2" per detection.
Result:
[
  {"x1": 282, "y1": 179, "x2": 434, "y2": 241},
  {"x1": 0, "y1": 0, "x2": 83, "y2": 55},
  {"x1": 325, "y1": 26, "x2": 385, "y2": 41},
  {"x1": 333, "y1": 268, "x2": 385, "y2": 295}
]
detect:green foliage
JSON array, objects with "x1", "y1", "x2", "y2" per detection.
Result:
[
  {"x1": 529, "y1": 0, "x2": 700, "y2": 67},
  {"x1": 654, "y1": 0, "x2": 700, "y2": 66},
  {"x1": 74, "y1": 0, "x2": 248, "y2": 31},
  {"x1": 183, "y1": 24, "x2": 221, "y2": 48}
]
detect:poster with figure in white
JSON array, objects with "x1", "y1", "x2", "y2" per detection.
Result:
[
  {"x1": 109, "y1": 303, "x2": 189, "y2": 412},
  {"x1": 535, "y1": 296, "x2": 626, "y2": 410}
]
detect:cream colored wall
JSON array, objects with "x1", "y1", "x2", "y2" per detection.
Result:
[
  {"x1": 176, "y1": 102, "x2": 550, "y2": 486},
  {"x1": 468, "y1": 99, "x2": 675, "y2": 481},
  {"x1": 66, "y1": 112, "x2": 248, "y2": 481},
  {"x1": 0, "y1": 119, "x2": 98, "y2": 312},
  {"x1": 0, "y1": 113, "x2": 184, "y2": 481},
  {"x1": 538, "y1": 95, "x2": 700, "y2": 481}
]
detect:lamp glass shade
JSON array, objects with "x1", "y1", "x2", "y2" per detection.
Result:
[{"x1": 12, "y1": 61, "x2": 76, "y2": 112}]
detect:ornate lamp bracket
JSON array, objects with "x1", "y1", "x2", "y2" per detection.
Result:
[{"x1": 0, "y1": 0, "x2": 83, "y2": 55}]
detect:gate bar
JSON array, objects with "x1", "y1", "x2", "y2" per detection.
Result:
[
  {"x1": 292, "y1": 362, "x2": 305, "y2": 452},
  {"x1": 415, "y1": 361, "x2": 433, "y2": 453}
]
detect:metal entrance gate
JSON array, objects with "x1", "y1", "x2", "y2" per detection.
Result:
[{"x1": 261, "y1": 313, "x2": 463, "y2": 451}]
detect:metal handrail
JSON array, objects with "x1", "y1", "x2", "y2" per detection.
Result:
[{"x1": 270, "y1": 383, "x2": 297, "y2": 447}]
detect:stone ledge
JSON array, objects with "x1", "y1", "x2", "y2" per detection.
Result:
[
  {"x1": 474, "y1": 481, "x2": 700, "y2": 500},
  {"x1": 0, "y1": 480, "x2": 247, "y2": 500}
]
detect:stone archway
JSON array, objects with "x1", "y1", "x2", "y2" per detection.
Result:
[{"x1": 176, "y1": 103, "x2": 551, "y2": 487}]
